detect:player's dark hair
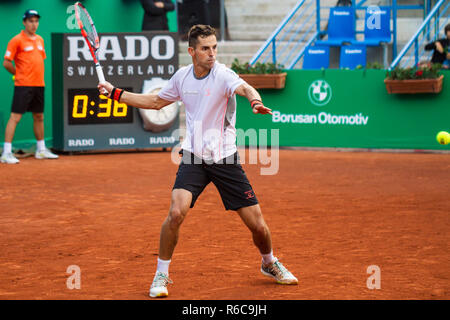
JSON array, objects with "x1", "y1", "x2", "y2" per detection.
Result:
[
  {"x1": 188, "y1": 24, "x2": 217, "y2": 48},
  {"x1": 445, "y1": 23, "x2": 450, "y2": 35}
]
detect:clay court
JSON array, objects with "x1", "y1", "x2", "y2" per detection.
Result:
[{"x1": 0, "y1": 149, "x2": 449, "y2": 300}]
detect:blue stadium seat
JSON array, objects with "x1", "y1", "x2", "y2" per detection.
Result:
[
  {"x1": 315, "y1": 7, "x2": 356, "y2": 46},
  {"x1": 339, "y1": 45, "x2": 366, "y2": 69},
  {"x1": 353, "y1": 6, "x2": 391, "y2": 46},
  {"x1": 303, "y1": 46, "x2": 330, "y2": 69}
]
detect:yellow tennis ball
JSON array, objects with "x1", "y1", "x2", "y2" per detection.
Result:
[
  {"x1": 436, "y1": 131, "x2": 450, "y2": 145},
  {"x1": 12, "y1": 75, "x2": 15, "y2": 81}
]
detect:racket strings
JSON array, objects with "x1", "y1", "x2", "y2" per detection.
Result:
[{"x1": 77, "y1": 7, "x2": 99, "y2": 49}]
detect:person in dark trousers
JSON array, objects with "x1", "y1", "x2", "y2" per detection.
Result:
[
  {"x1": 141, "y1": 0, "x2": 175, "y2": 31},
  {"x1": 1, "y1": 9, "x2": 58, "y2": 164},
  {"x1": 425, "y1": 23, "x2": 450, "y2": 69}
]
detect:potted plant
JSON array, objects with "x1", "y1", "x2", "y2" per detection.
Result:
[
  {"x1": 231, "y1": 59, "x2": 287, "y2": 89},
  {"x1": 384, "y1": 64, "x2": 444, "y2": 94}
]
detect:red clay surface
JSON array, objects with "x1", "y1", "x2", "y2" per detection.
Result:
[{"x1": 0, "y1": 149, "x2": 449, "y2": 300}]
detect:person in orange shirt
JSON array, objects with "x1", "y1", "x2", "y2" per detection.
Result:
[{"x1": 1, "y1": 9, "x2": 58, "y2": 164}]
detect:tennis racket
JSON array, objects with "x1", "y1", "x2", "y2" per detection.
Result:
[{"x1": 74, "y1": 2, "x2": 108, "y2": 94}]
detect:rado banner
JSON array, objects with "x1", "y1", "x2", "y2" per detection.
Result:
[{"x1": 52, "y1": 32, "x2": 180, "y2": 152}]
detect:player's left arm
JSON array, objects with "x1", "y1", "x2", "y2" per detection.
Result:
[{"x1": 234, "y1": 82, "x2": 272, "y2": 115}]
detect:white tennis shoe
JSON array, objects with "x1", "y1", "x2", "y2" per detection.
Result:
[
  {"x1": 149, "y1": 272, "x2": 173, "y2": 298},
  {"x1": 261, "y1": 258, "x2": 298, "y2": 285},
  {"x1": 35, "y1": 148, "x2": 59, "y2": 159},
  {"x1": 1, "y1": 153, "x2": 20, "y2": 164}
]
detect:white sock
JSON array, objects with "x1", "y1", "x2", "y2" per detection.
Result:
[
  {"x1": 36, "y1": 140, "x2": 46, "y2": 152},
  {"x1": 3, "y1": 142, "x2": 12, "y2": 155},
  {"x1": 261, "y1": 251, "x2": 276, "y2": 265},
  {"x1": 156, "y1": 258, "x2": 171, "y2": 275}
]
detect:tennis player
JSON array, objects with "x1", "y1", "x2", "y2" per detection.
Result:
[
  {"x1": 98, "y1": 24, "x2": 298, "y2": 298},
  {"x1": 1, "y1": 9, "x2": 58, "y2": 164}
]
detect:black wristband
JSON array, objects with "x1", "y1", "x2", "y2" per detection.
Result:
[
  {"x1": 110, "y1": 87, "x2": 116, "y2": 99},
  {"x1": 118, "y1": 89, "x2": 124, "y2": 102},
  {"x1": 250, "y1": 99, "x2": 263, "y2": 109}
]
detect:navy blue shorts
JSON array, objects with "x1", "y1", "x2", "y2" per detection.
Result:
[{"x1": 173, "y1": 150, "x2": 259, "y2": 211}]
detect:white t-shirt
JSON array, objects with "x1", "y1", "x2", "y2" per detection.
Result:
[{"x1": 158, "y1": 62, "x2": 245, "y2": 162}]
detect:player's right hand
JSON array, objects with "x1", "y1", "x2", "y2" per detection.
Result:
[{"x1": 97, "y1": 81, "x2": 113, "y2": 98}]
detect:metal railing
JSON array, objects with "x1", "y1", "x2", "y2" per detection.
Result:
[
  {"x1": 249, "y1": 0, "x2": 435, "y2": 69},
  {"x1": 390, "y1": 0, "x2": 449, "y2": 69},
  {"x1": 249, "y1": 0, "x2": 318, "y2": 68}
]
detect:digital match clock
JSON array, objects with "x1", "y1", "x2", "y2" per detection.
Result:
[
  {"x1": 68, "y1": 88, "x2": 133, "y2": 125},
  {"x1": 52, "y1": 32, "x2": 180, "y2": 152}
]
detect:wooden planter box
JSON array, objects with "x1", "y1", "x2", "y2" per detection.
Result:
[
  {"x1": 384, "y1": 75, "x2": 444, "y2": 94},
  {"x1": 239, "y1": 73, "x2": 287, "y2": 89}
]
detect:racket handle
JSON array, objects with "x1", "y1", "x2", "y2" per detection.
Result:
[{"x1": 95, "y1": 65, "x2": 108, "y2": 95}]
